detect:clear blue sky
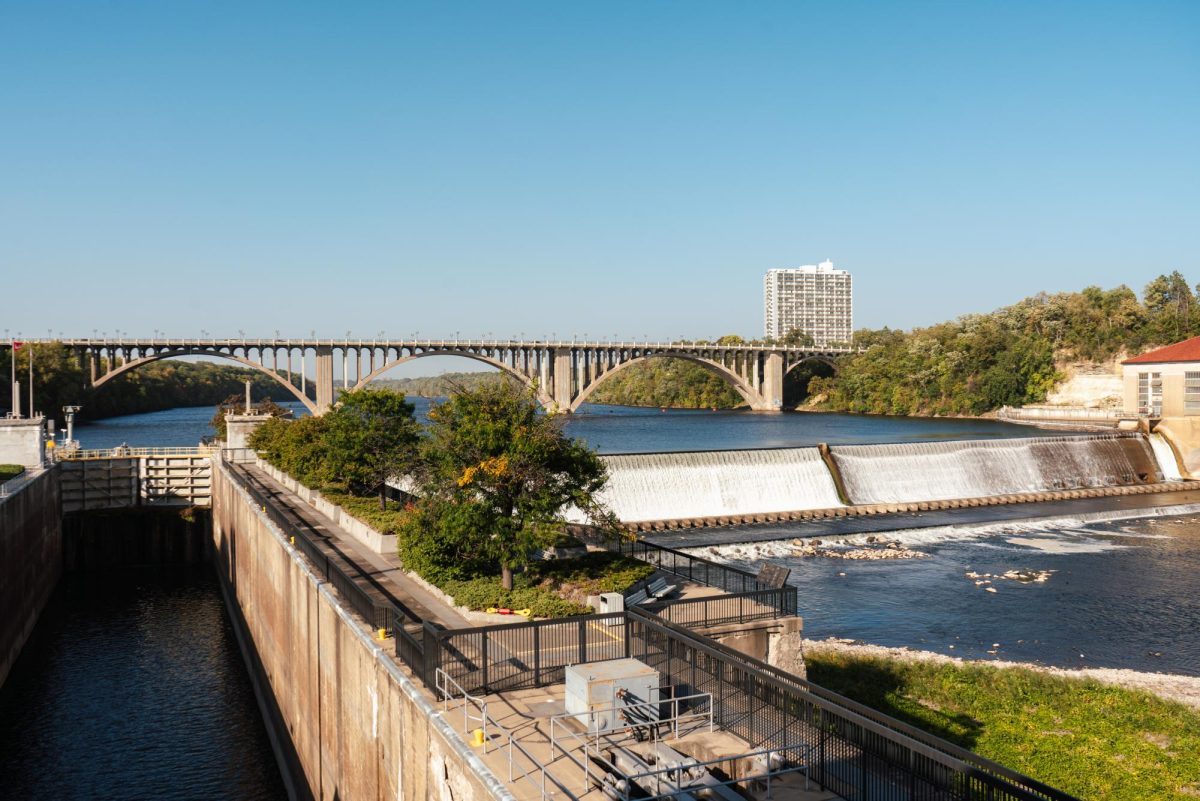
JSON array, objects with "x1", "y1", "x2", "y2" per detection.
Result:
[{"x1": 2, "y1": 1, "x2": 1197, "y2": 348}]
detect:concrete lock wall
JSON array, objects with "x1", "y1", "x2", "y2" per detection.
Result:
[
  {"x1": 0, "y1": 468, "x2": 62, "y2": 688},
  {"x1": 210, "y1": 462, "x2": 512, "y2": 801}
]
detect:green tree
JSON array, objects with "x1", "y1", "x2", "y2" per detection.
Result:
[
  {"x1": 716, "y1": 333, "x2": 747, "y2": 345},
  {"x1": 323, "y1": 388, "x2": 421, "y2": 509},
  {"x1": 405, "y1": 382, "x2": 613, "y2": 589},
  {"x1": 780, "y1": 328, "x2": 816, "y2": 347}
]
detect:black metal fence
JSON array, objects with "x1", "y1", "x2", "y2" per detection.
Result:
[
  {"x1": 624, "y1": 610, "x2": 1077, "y2": 801},
  {"x1": 424, "y1": 612, "x2": 629, "y2": 694},
  {"x1": 422, "y1": 605, "x2": 1077, "y2": 801},
  {"x1": 226, "y1": 461, "x2": 427, "y2": 675},
  {"x1": 641, "y1": 586, "x2": 797, "y2": 628},
  {"x1": 615, "y1": 537, "x2": 773, "y2": 594}
]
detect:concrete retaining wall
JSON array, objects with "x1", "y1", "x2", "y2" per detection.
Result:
[
  {"x1": 252, "y1": 457, "x2": 397, "y2": 554},
  {"x1": 211, "y1": 460, "x2": 511, "y2": 801},
  {"x1": 0, "y1": 468, "x2": 61, "y2": 688},
  {"x1": 62, "y1": 509, "x2": 211, "y2": 571}
]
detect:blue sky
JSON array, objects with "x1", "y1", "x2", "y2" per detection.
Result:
[{"x1": 2, "y1": 1, "x2": 1197, "y2": 353}]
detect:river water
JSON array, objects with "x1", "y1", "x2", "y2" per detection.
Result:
[
  {"x1": 69, "y1": 399, "x2": 1045, "y2": 452},
  {"x1": 0, "y1": 566, "x2": 287, "y2": 800},
  {"x1": 64, "y1": 402, "x2": 1200, "y2": 677}
]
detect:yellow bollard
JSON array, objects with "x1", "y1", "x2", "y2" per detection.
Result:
[
  {"x1": 471, "y1": 728, "x2": 485, "y2": 747},
  {"x1": 376, "y1": 628, "x2": 388, "y2": 641},
  {"x1": 290, "y1": 536, "x2": 295, "y2": 545}
]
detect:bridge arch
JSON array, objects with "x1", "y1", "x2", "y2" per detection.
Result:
[
  {"x1": 568, "y1": 352, "x2": 760, "y2": 413},
  {"x1": 786, "y1": 354, "x2": 840, "y2": 375},
  {"x1": 92, "y1": 348, "x2": 319, "y2": 414},
  {"x1": 353, "y1": 349, "x2": 553, "y2": 407}
]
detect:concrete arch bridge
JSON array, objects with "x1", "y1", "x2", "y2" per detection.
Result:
[{"x1": 14, "y1": 338, "x2": 849, "y2": 415}]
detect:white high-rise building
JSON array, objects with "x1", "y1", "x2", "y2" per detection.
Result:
[{"x1": 763, "y1": 261, "x2": 853, "y2": 347}]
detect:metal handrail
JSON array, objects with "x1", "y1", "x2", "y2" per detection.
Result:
[
  {"x1": 55, "y1": 446, "x2": 217, "y2": 460},
  {"x1": 435, "y1": 669, "x2": 579, "y2": 800}
]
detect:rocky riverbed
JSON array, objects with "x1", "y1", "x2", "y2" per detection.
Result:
[{"x1": 790, "y1": 535, "x2": 929, "y2": 560}]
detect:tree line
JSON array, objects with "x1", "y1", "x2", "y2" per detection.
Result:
[
  {"x1": 584, "y1": 273, "x2": 1200, "y2": 415},
  {"x1": 0, "y1": 342, "x2": 297, "y2": 424}
]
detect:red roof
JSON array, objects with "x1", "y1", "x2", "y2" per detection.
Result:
[{"x1": 1124, "y1": 336, "x2": 1200, "y2": 364}]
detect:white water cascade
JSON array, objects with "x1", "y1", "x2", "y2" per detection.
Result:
[
  {"x1": 1148, "y1": 434, "x2": 1183, "y2": 482},
  {"x1": 831, "y1": 435, "x2": 1161, "y2": 505},
  {"x1": 597, "y1": 448, "x2": 843, "y2": 522}
]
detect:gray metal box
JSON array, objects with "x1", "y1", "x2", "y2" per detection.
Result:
[{"x1": 564, "y1": 658, "x2": 660, "y2": 733}]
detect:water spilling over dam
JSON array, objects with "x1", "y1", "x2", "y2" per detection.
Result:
[
  {"x1": 831, "y1": 434, "x2": 1161, "y2": 505},
  {"x1": 599, "y1": 434, "x2": 1173, "y2": 523},
  {"x1": 597, "y1": 448, "x2": 843, "y2": 522}
]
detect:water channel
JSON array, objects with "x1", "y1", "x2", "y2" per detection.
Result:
[{"x1": 0, "y1": 566, "x2": 287, "y2": 800}]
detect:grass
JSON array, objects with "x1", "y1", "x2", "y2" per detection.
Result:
[
  {"x1": 0, "y1": 464, "x2": 24, "y2": 482},
  {"x1": 806, "y1": 649, "x2": 1200, "y2": 800},
  {"x1": 437, "y1": 552, "x2": 654, "y2": 619}
]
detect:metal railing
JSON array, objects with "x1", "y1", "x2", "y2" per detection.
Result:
[
  {"x1": 55, "y1": 445, "x2": 217, "y2": 461},
  {"x1": 223, "y1": 460, "x2": 427, "y2": 675},
  {"x1": 424, "y1": 605, "x2": 1078, "y2": 801},
  {"x1": 435, "y1": 668, "x2": 580, "y2": 800},
  {"x1": 547, "y1": 692, "x2": 721, "y2": 798},
  {"x1": 425, "y1": 612, "x2": 629, "y2": 694},
  {"x1": 614, "y1": 538, "x2": 774, "y2": 595},
  {"x1": 625, "y1": 609, "x2": 1078, "y2": 801},
  {"x1": 641, "y1": 586, "x2": 797, "y2": 629}
]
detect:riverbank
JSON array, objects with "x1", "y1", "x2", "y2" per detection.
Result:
[
  {"x1": 805, "y1": 637, "x2": 1200, "y2": 710},
  {"x1": 805, "y1": 639, "x2": 1200, "y2": 800}
]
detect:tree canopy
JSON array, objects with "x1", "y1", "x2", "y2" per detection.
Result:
[
  {"x1": 323, "y1": 388, "x2": 421, "y2": 508},
  {"x1": 399, "y1": 382, "x2": 614, "y2": 589}
]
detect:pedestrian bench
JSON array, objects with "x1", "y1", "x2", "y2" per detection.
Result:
[
  {"x1": 625, "y1": 588, "x2": 650, "y2": 606},
  {"x1": 646, "y1": 576, "x2": 678, "y2": 600}
]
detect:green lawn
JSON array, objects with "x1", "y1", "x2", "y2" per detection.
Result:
[
  {"x1": 0, "y1": 464, "x2": 24, "y2": 482},
  {"x1": 806, "y1": 648, "x2": 1200, "y2": 800}
]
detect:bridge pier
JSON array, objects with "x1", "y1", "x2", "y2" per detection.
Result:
[
  {"x1": 314, "y1": 347, "x2": 335, "y2": 413},
  {"x1": 552, "y1": 348, "x2": 573, "y2": 412},
  {"x1": 753, "y1": 352, "x2": 785, "y2": 411}
]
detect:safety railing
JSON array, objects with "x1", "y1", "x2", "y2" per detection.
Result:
[
  {"x1": 624, "y1": 609, "x2": 1078, "y2": 801},
  {"x1": 0, "y1": 466, "x2": 38, "y2": 503},
  {"x1": 426, "y1": 612, "x2": 628, "y2": 694},
  {"x1": 425, "y1": 603, "x2": 1078, "y2": 801},
  {"x1": 54, "y1": 446, "x2": 217, "y2": 460},
  {"x1": 223, "y1": 460, "x2": 427, "y2": 675},
  {"x1": 614, "y1": 538, "x2": 773, "y2": 595},
  {"x1": 640, "y1": 586, "x2": 797, "y2": 628},
  {"x1": 434, "y1": 668, "x2": 580, "y2": 800}
]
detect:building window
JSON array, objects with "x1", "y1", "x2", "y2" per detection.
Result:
[
  {"x1": 1185, "y1": 372, "x2": 1200, "y2": 414},
  {"x1": 1138, "y1": 371, "x2": 1162, "y2": 416}
]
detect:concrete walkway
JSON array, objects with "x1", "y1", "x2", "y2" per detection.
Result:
[{"x1": 241, "y1": 464, "x2": 471, "y2": 630}]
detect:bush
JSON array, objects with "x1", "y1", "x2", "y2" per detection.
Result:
[
  {"x1": 0, "y1": 464, "x2": 24, "y2": 482},
  {"x1": 422, "y1": 551, "x2": 652, "y2": 618}
]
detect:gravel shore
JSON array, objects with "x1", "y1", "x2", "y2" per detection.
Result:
[{"x1": 804, "y1": 638, "x2": 1200, "y2": 711}]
